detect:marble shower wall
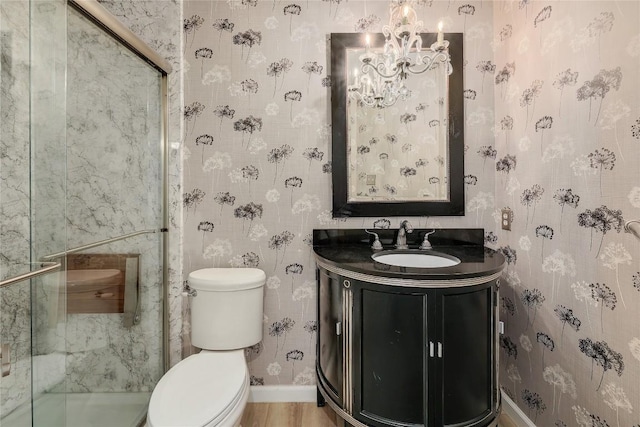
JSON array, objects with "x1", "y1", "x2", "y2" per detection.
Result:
[
  {"x1": 0, "y1": 0, "x2": 36, "y2": 418},
  {"x1": 0, "y1": 0, "x2": 30, "y2": 279},
  {"x1": 493, "y1": 1, "x2": 640, "y2": 425},
  {"x1": 35, "y1": 4, "x2": 168, "y2": 394},
  {"x1": 2, "y1": 0, "x2": 183, "y2": 416},
  {"x1": 182, "y1": 0, "x2": 496, "y2": 386},
  {"x1": 24, "y1": 0, "x2": 167, "y2": 396},
  {"x1": 97, "y1": 0, "x2": 185, "y2": 367}
]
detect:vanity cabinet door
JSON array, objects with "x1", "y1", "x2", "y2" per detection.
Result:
[
  {"x1": 317, "y1": 268, "x2": 344, "y2": 406},
  {"x1": 435, "y1": 282, "x2": 498, "y2": 427},
  {"x1": 352, "y1": 281, "x2": 429, "y2": 427}
]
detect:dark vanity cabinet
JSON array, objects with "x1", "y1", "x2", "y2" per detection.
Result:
[
  {"x1": 317, "y1": 268, "x2": 500, "y2": 427},
  {"x1": 317, "y1": 268, "x2": 344, "y2": 405}
]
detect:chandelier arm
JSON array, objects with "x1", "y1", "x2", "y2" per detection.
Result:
[
  {"x1": 348, "y1": 85, "x2": 398, "y2": 109},
  {"x1": 405, "y1": 63, "x2": 437, "y2": 75},
  {"x1": 418, "y1": 51, "x2": 450, "y2": 63},
  {"x1": 350, "y1": 91, "x2": 381, "y2": 108},
  {"x1": 381, "y1": 94, "x2": 399, "y2": 108},
  {"x1": 362, "y1": 61, "x2": 402, "y2": 80},
  {"x1": 381, "y1": 25, "x2": 400, "y2": 53},
  {"x1": 405, "y1": 51, "x2": 450, "y2": 74}
]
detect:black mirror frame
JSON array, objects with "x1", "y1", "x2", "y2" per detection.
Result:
[{"x1": 330, "y1": 32, "x2": 465, "y2": 218}]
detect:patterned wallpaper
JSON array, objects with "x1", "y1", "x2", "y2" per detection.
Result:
[
  {"x1": 4, "y1": 0, "x2": 639, "y2": 424},
  {"x1": 182, "y1": 0, "x2": 496, "y2": 387},
  {"x1": 493, "y1": 1, "x2": 640, "y2": 426}
]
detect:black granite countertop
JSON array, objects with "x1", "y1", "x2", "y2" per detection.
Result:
[{"x1": 313, "y1": 228, "x2": 505, "y2": 281}]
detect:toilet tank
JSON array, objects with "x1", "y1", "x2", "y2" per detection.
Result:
[{"x1": 188, "y1": 268, "x2": 265, "y2": 350}]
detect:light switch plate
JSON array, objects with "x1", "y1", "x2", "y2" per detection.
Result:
[
  {"x1": 501, "y1": 208, "x2": 512, "y2": 231},
  {"x1": 366, "y1": 174, "x2": 376, "y2": 185}
]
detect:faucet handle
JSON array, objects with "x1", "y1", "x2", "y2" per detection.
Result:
[
  {"x1": 364, "y1": 229, "x2": 383, "y2": 250},
  {"x1": 419, "y1": 230, "x2": 436, "y2": 250}
]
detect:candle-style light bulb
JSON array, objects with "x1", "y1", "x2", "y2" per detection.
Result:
[
  {"x1": 437, "y1": 21, "x2": 444, "y2": 46},
  {"x1": 401, "y1": 5, "x2": 410, "y2": 25},
  {"x1": 365, "y1": 33, "x2": 370, "y2": 54}
]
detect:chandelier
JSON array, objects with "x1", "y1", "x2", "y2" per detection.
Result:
[{"x1": 348, "y1": 1, "x2": 452, "y2": 109}]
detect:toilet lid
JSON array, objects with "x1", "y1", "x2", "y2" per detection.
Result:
[
  {"x1": 148, "y1": 350, "x2": 247, "y2": 427},
  {"x1": 188, "y1": 268, "x2": 265, "y2": 291}
]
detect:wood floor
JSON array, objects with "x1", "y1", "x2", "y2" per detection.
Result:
[
  {"x1": 241, "y1": 403, "x2": 519, "y2": 427},
  {"x1": 241, "y1": 402, "x2": 338, "y2": 427}
]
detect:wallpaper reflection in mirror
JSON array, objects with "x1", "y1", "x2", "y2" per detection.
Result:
[{"x1": 347, "y1": 47, "x2": 449, "y2": 202}]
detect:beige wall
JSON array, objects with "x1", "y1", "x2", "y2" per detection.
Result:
[
  {"x1": 493, "y1": 1, "x2": 640, "y2": 425},
  {"x1": 182, "y1": 0, "x2": 496, "y2": 385},
  {"x1": 102, "y1": 0, "x2": 640, "y2": 424}
]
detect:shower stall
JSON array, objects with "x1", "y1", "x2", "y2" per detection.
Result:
[{"x1": 0, "y1": 0, "x2": 170, "y2": 425}]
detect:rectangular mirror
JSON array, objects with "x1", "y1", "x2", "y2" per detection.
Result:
[{"x1": 330, "y1": 32, "x2": 464, "y2": 217}]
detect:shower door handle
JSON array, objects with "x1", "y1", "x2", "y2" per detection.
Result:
[{"x1": 0, "y1": 262, "x2": 61, "y2": 288}]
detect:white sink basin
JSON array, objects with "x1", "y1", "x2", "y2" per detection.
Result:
[{"x1": 372, "y1": 251, "x2": 461, "y2": 268}]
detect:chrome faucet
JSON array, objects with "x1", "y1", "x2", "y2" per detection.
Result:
[{"x1": 395, "y1": 220, "x2": 413, "y2": 250}]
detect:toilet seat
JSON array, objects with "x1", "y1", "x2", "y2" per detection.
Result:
[{"x1": 147, "y1": 350, "x2": 248, "y2": 427}]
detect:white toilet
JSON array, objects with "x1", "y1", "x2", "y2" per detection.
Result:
[{"x1": 147, "y1": 268, "x2": 266, "y2": 427}]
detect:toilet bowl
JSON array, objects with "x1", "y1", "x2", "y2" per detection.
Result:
[
  {"x1": 146, "y1": 350, "x2": 249, "y2": 427},
  {"x1": 147, "y1": 268, "x2": 265, "y2": 427}
]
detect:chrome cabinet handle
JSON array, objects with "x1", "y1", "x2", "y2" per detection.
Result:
[
  {"x1": 336, "y1": 321, "x2": 342, "y2": 336},
  {"x1": 437, "y1": 342, "x2": 443, "y2": 358},
  {"x1": 429, "y1": 341, "x2": 434, "y2": 357}
]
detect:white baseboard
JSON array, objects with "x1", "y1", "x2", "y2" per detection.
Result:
[
  {"x1": 248, "y1": 386, "x2": 535, "y2": 425},
  {"x1": 501, "y1": 390, "x2": 536, "y2": 427},
  {"x1": 248, "y1": 385, "x2": 317, "y2": 403}
]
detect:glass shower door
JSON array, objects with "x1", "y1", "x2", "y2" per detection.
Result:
[
  {"x1": 1, "y1": 0, "x2": 50, "y2": 424},
  {"x1": 30, "y1": 0, "x2": 68, "y2": 423},
  {"x1": 2, "y1": 0, "x2": 166, "y2": 424},
  {"x1": 29, "y1": 1, "x2": 166, "y2": 426}
]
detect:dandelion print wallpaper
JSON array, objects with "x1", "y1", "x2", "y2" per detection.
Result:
[
  {"x1": 493, "y1": 1, "x2": 640, "y2": 426},
  {"x1": 182, "y1": 0, "x2": 496, "y2": 388},
  {"x1": 180, "y1": 0, "x2": 640, "y2": 425}
]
